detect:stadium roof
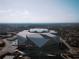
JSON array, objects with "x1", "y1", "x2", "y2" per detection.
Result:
[{"x1": 17, "y1": 29, "x2": 59, "y2": 48}]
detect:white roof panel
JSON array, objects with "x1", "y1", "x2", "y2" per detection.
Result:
[
  {"x1": 41, "y1": 33, "x2": 56, "y2": 38},
  {"x1": 41, "y1": 33, "x2": 60, "y2": 43},
  {"x1": 17, "y1": 30, "x2": 28, "y2": 38}
]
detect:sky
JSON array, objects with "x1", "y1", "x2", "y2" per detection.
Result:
[{"x1": 0, "y1": 0, "x2": 79, "y2": 23}]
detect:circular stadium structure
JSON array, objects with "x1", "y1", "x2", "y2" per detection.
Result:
[{"x1": 16, "y1": 28, "x2": 60, "y2": 56}]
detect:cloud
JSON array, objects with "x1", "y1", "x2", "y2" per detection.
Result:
[{"x1": 0, "y1": 9, "x2": 30, "y2": 18}]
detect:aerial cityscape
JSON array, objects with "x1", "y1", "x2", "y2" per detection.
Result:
[
  {"x1": 0, "y1": 23, "x2": 79, "y2": 59},
  {"x1": 0, "y1": 0, "x2": 79, "y2": 59}
]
